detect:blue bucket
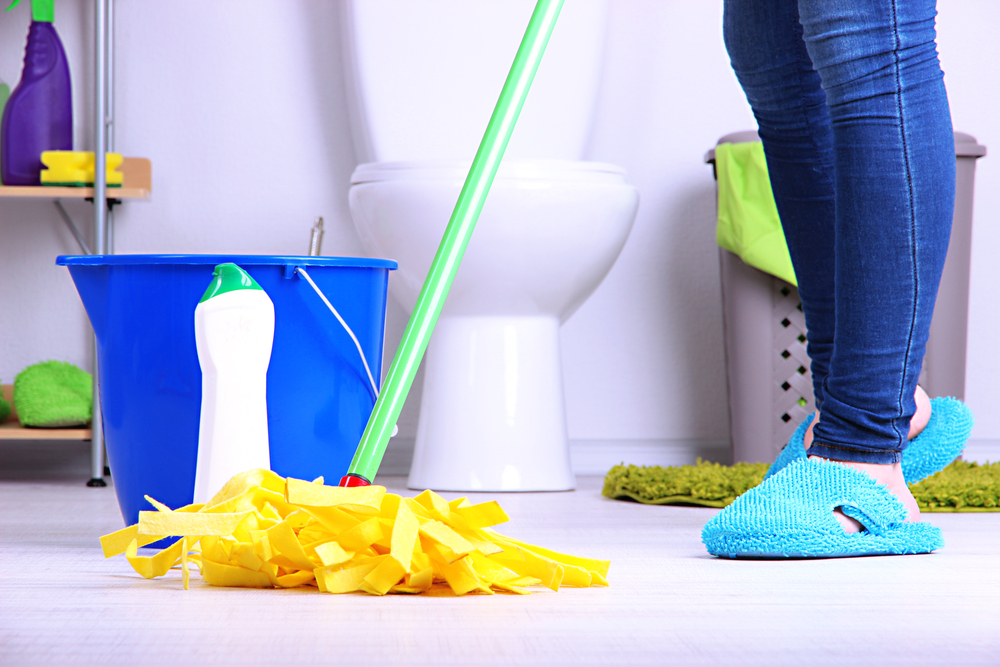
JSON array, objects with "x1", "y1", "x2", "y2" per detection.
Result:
[{"x1": 58, "y1": 255, "x2": 396, "y2": 527}]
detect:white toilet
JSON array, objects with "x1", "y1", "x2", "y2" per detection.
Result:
[{"x1": 342, "y1": 0, "x2": 639, "y2": 491}]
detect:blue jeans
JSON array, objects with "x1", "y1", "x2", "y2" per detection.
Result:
[{"x1": 723, "y1": 0, "x2": 955, "y2": 464}]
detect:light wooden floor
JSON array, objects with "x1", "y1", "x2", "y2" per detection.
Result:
[{"x1": 3, "y1": 440, "x2": 999, "y2": 666}]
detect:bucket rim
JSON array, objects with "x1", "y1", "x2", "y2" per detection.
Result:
[{"x1": 56, "y1": 254, "x2": 397, "y2": 269}]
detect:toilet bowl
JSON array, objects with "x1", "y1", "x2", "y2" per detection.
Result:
[
  {"x1": 342, "y1": 0, "x2": 639, "y2": 490},
  {"x1": 350, "y1": 160, "x2": 637, "y2": 490}
]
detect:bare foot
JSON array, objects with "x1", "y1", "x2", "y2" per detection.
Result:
[
  {"x1": 807, "y1": 457, "x2": 921, "y2": 533},
  {"x1": 909, "y1": 384, "x2": 932, "y2": 437},
  {"x1": 803, "y1": 385, "x2": 931, "y2": 450},
  {"x1": 801, "y1": 386, "x2": 928, "y2": 533}
]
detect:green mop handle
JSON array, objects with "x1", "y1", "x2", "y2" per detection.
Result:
[{"x1": 340, "y1": 0, "x2": 565, "y2": 486}]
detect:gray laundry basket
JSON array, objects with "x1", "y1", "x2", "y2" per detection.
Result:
[{"x1": 706, "y1": 130, "x2": 986, "y2": 464}]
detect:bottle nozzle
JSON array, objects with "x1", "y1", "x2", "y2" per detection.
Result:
[{"x1": 5, "y1": 0, "x2": 54, "y2": 23}]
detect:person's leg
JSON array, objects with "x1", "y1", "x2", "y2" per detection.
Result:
[
  {"x1": 797, "y1": 0, "x2": 955, "y2": 466},
  {"x1": 723, "y1": 0, "x2": 836, "y2": 408},
  {"x1": 723, "y1": 0, "x2": 951, "y2": 536}
]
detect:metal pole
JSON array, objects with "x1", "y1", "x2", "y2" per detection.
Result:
[
  {"x1": 88, "y1": 0, "x2": 109, "y2": 487},
  {"x1": 94, "y1": 0, "x2": 107, "y2": 254},
  {"x1": 106, "y1": 0, "x2": 114, "y2": 153},
  {"x1": 106, "y1": 0, "x2": 115, "y2": 253}
]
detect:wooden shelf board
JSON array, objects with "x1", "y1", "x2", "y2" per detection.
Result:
[
  {"x1": 0, "y1": 156, "x2": 152, "y2": 200},
  {"x1": 0, "y1": 185, "x2": 149, "y2": 200},
  {"x1": 0, "y1": 385, "x2": 91, "y2": 440},
  {"x1": 0, "y1": 421, "x2": 91, "y2": 440}
]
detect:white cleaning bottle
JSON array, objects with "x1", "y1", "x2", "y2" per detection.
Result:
[{"x1": 192, "y1": 263, "x2": 275, "y2": 503}]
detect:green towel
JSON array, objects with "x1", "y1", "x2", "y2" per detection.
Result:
[
  {"x1": 715, "y1": 141, "x2": 798, "y2": 286},
  {"x1": 602, "y1": 460, "x2": 769, "y2": 508},
  {"x1": 603, "y1": 458, "x2": 1000, "y2": 512},
  {"x1": 13, "y1": 360, "x2": 93, "y2": 427}
]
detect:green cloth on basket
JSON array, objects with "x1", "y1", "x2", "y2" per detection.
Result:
[
  {"x1": 13, "y1": 360, "x2": 92, "y2": 427},
  {"x1": 715, "y1": 141, "x2": 798, "y2": 286}
]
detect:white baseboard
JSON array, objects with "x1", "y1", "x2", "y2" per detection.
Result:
[
  {"x1": 376, "y1": 437, "x2": 731, "y2": 477},
  {"x1": 569, "y1": 438, "x2": 730, "y2": 474}
]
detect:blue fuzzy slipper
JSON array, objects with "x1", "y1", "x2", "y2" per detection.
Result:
[
  {"x1": 764, "y1": 397, "x2": 973, "y2": 484},
  {"x1": 763, "y1": 416, "x2": 813, "y2": 481},
  {"x1": 702, "y1": 458, "x2": 944, "y2": 558},
  {"x1": 902, "y1": 397, "x2": 974, "y2": 484}
]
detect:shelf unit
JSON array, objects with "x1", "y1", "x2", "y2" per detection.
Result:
[
  {"x1": 0, "y1": 156, "x2": 150, "y2": 443},
  {"x1": 1, "y1": 0, "x2": 148, "y2": 485}
]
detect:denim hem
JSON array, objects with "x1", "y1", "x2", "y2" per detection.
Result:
[
  {"x1": 807, "y1": 442, "x2": 901, "y2": 465},
  {"x1": 723, "y1": 0, "x2": 954, "y2": 451}
]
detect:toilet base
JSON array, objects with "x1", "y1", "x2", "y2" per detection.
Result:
[{"x1": 407, "y1": 316, "x2": 575, "y2": 492}]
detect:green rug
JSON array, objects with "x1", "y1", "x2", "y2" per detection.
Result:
[
  {"x1": 602, "y1": 460, "x2": 769, "y2": 508},
  {"x1": 603, "y1": 459, "x2": 1000, "y2": 512},
  {"x1": 911, "y1": 460, "x2": 1000, "y2": 512}
]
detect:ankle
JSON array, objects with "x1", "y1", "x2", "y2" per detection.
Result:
[
  {"x1": 908, "y1": 385, "x2": 931, "y2": 439},
  {"x1": 803, "y1": 385, "x2": 933, "y2": 450}
]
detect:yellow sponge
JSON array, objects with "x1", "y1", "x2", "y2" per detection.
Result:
[{"x1": 41, "y1": 151, "x2": 123, "y2": 187}]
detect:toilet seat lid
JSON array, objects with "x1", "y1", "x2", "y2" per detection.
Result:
[{"x1": 350, "y1": 159, "x2": 629, "y2": 185}]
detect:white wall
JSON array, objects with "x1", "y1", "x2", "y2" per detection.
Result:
[
  {"x1": 2, "y1": 1, "x2": 998, "y2": 471},
  {"x1": 937, "y1": 2, "x2": 1000, "y2": 461}
]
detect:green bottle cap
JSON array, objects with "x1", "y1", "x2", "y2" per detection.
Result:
[
  {"x1": 199, "y1": 263, "x2": 263, "y2": 303},
  {"x1": 4, "y1": 0, "x2": 54, "y2": 23}
]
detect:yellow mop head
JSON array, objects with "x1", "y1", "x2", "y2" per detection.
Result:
[{"x1": 101, "y1": 469, "x2": 609, "y2": 596}]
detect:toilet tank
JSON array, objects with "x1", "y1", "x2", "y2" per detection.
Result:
[{"x1": 342, "y1": 0, "x2": 609, "y2": 163}]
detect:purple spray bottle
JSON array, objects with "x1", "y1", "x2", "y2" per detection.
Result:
[{"x1": 1, "y1": 0, "x2": 72, "y2": 186}]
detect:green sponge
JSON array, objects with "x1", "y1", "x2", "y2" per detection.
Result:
[
  {"x1": 602, "y1": 459, "x2": 769, "y2": 508},
  {"x1": 13, "y1": 361, "x2": 93, "y2": 427},
  {"x1": 911, "y1": 460, "x2": 1000, "y2": 512}
]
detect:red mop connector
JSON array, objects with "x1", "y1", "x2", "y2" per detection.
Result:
[{"x1": 339, "y1": 473, "x2": 371, "y2": 487}]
